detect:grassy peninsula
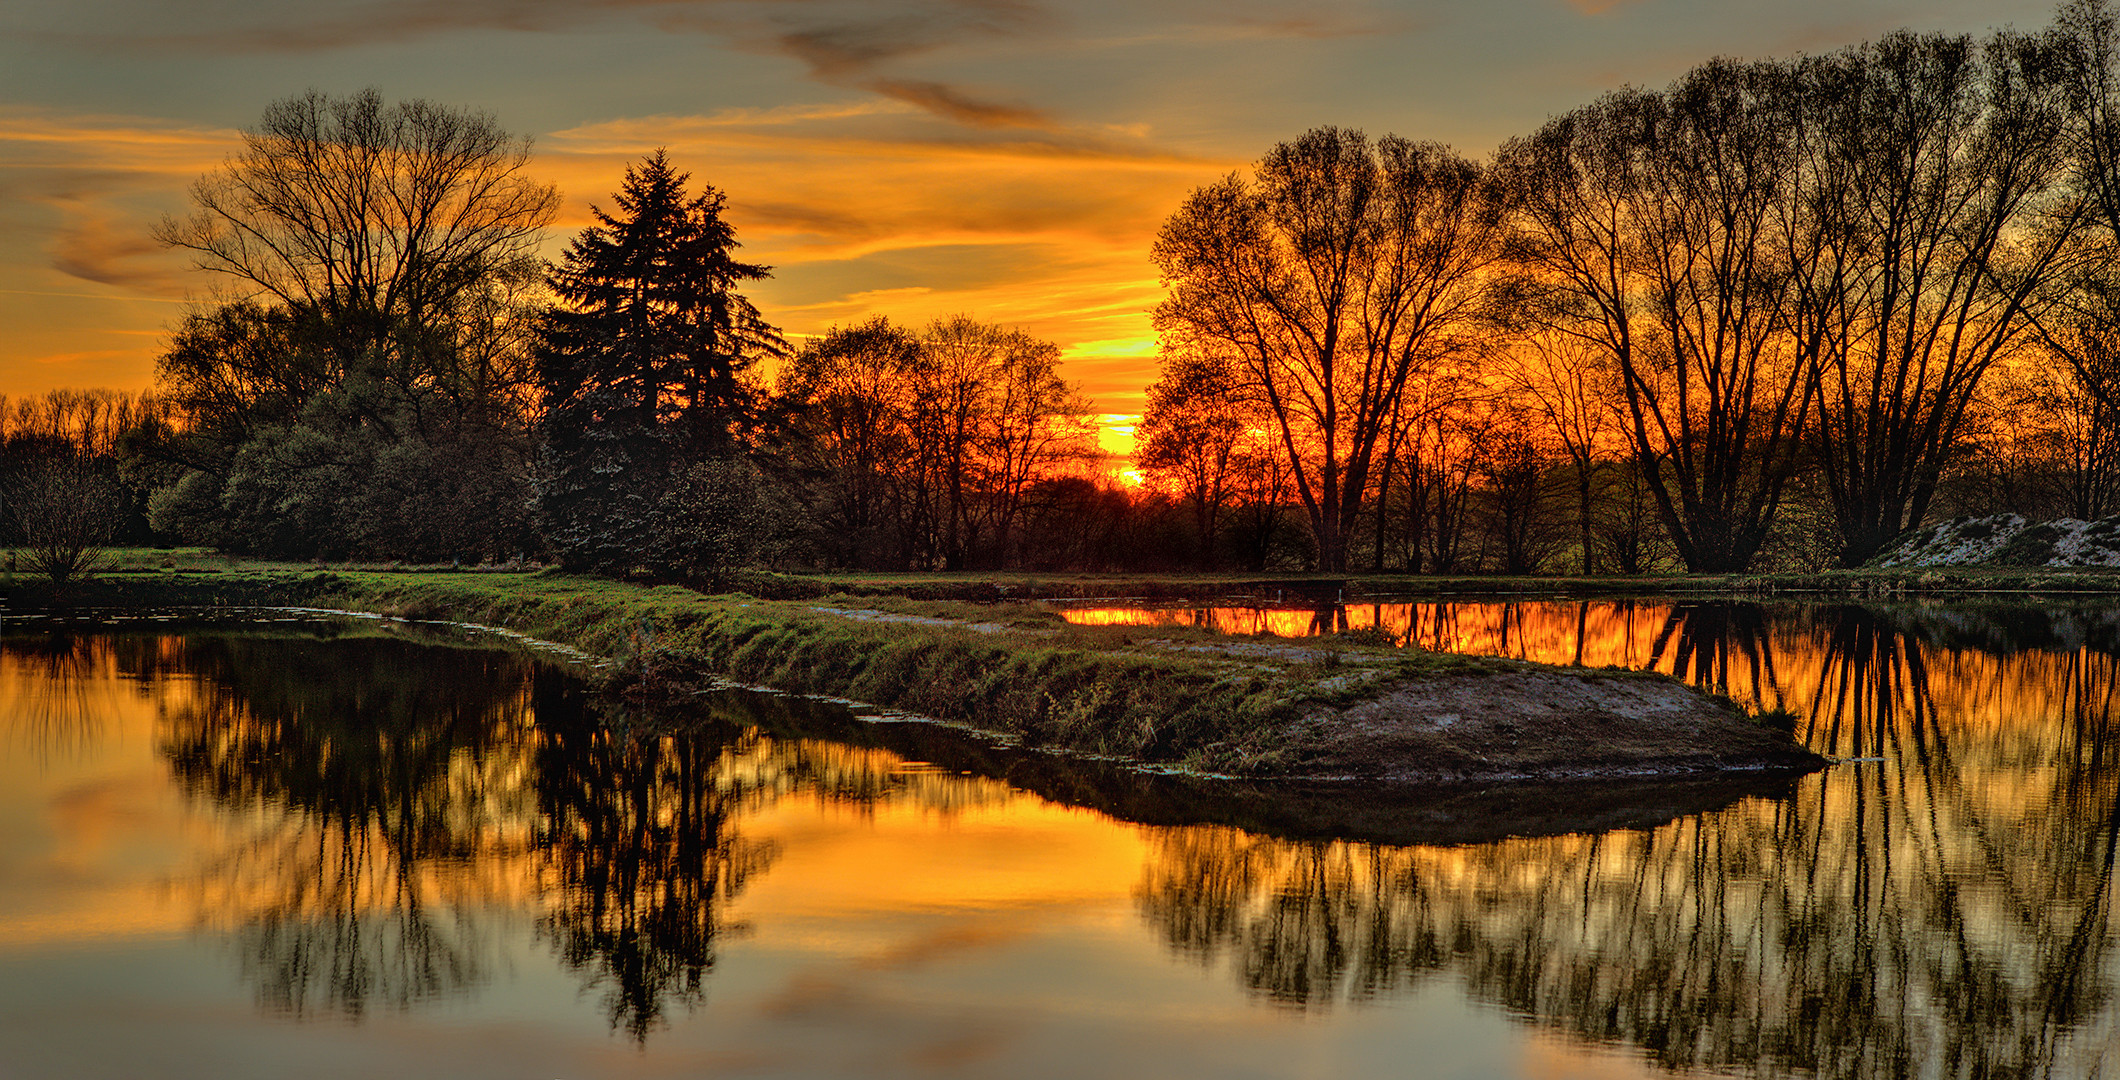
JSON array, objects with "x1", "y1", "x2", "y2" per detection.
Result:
[{"x1": 11, "y1": 553, "x2": 1825, "y2": 781}]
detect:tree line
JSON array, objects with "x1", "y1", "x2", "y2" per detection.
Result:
[
  {"x1": 1150, "y1": 0, "x2": 2120, "y2": 573},
  {"x1": 13, "y1": 0, "x2": 2120, "y2": 579}
]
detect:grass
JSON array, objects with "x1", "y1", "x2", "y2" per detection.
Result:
[
  {"x1": 18, "y1": 548, "x2": 2005, "y2": 774},
  {"x1": 41, "y1": 546, "x2": 2120, "y2": 600},
  {"x1": 15, "y1": 553, "x2": 1511, "y2": 774}
]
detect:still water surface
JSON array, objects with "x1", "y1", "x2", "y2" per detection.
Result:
[{"x1": 1, "y1": 602, "x2": 2115, "y2": 1079}]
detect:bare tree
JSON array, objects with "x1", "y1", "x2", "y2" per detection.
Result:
[
  {"x1": 1504, "y1": 334, "x2": 1619, "y2": 574},
  {"x1": 775, "y1": 318, "x2": 923, "y2": 567},
  {"x1": 774, "y1": 316, "x2": 1090, "y2": 570},
  {"x1": 158, "y1": 89, "x2": 558, "y2": 350},
  {"x1": 1501, "y1": 61, "x2": 1816, "y2": 573},
  {"x1": 6, "y1": 455, "x2": 126, "y2": 584},
  {"x1": 1136, "y1": 348, "x2": 1255, "y2": 565},
  {"x1": 1794, "y1": 32, "x2": 2083, "y2": 565},
  {"x1": 1154, "y1": 128, "x2": 1505, "y2": 571}
]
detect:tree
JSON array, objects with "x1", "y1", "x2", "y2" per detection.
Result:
[
  {"x1": 148, "y1": 91, "x2": 556, "y2": 561},
  {"x1": 1500, "y1": 60, "x2": 1817, "y2": 573},
  {"x1": 1, "y1": 388, "x2": 168, "y2": 551},
  {"x1": 1136, "y1": 349, "x2": 1253, "y2": 565},
  {"x1": 537, "y1": 151, "x2": 787, "y2": 574},
  {"x1": 962, "y1": 319, "x2": 1093, "y2": 568},
  {"x1": 773, "y1": 315, "x2": 1089, "y2": 570},
  {"x1": 5, "y1": 453, "x2": 127, "y2": 584},
  {"x1": 148, "y1": 277, "x2": 548, "y2": 560},
  {"x1": 1154, "y1": 128, "x2": 1505, "y2": 572},
  {"x1": 2035, "y1": 0, "x2": 2120, "y2": 496},
  {"x1": 157, "y1": 89, "x2": 557, "y2": 359},
  {"x1": 1795, "y1": 31, "x2": 2082, "y2": 566},
  {"x1": 1474, "y1": 408, "x2": 1564, "y2": 575},
  {"x1": 1504, "y1": 335, "x2": 1618, "y2": 574},
  {"x1": 773, "y1": 318, "x2": 924, "y2": 567}
]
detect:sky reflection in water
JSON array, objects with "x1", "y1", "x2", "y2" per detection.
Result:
[{"x1": 1, "y1": 604, "x2": 2115, "y2": 1079}]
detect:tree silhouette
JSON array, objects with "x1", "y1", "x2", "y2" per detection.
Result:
[
  {"x1": 1154, "y1": 128, "x2": 1504, "y2": 572},
  {"x1": 157, "y1": 89, "x2": 557, "y2": 354},
  {"x1": 537, "y1": 150, "x2": 786, "y2": 575}
]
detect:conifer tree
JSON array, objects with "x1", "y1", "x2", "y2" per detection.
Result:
[{"x1": 536, "y1": 152, "x2": 785, "y2": 573}]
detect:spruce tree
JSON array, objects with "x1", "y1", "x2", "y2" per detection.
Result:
[{"x1": 536, "y1": 151, "x2": 785, "y2": 573}]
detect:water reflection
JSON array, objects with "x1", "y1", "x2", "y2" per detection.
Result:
[
  {"x1": 1117, "y1": 600, "x2": 2120, "y2": 1078},
  {"x1": 156, "y1": 633, "x2": 542, "y2": 1020},
  {"x1": 4, "y1": 605, "x2": 2117, "y2": 1077},
  {"x1": 2, "y1": 632, "x2": 125, "y2": 756},
  {"x1": 22, "y1": 627, "x2": 1005, "y2": 1041}
]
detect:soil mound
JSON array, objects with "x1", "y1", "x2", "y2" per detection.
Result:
[{"x1": 1290, "y1": 666, "x2": 1825, "y2": 784}]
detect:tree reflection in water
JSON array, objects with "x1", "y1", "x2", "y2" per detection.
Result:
[
  {"x1": 1138, "y1": 603, "x2": 2120, "y2": 1078},
  {"x1": 22, "y1": 605, "x2": 2120, "y2": 1072},
  {"x1": 154, "y1": 632, "x2": 548, "y2": 1020},
  {"x1": 117, "y1": 627, "x2": 1000, "y2": 1041},
  {"x1": 0, "y1": 630, "x2": 145, "y2": 756}
]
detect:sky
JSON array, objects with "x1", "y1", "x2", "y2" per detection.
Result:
[{"x1": 0, "y1": 0, "x2": 2070, "y2": 434}]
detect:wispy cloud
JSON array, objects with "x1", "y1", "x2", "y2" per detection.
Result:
[
  {"x1": 19, "y1": 0, "x2": 1396, "y2": 133},
  {"x1": 27, "y1": 0, "x2": 1061, "y2": 129},
  {"x1": 0, "y1": 109, "x2": 234, "y2": 297},
  {"x1": 539, "y1": 103, "x2": 1224, "y2": 406},
  {"x1": 0, "y1": 96, "x2": 1219, "y2": 404}
]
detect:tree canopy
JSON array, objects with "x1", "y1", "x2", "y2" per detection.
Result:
[{"x1": 536, "y1": 150, "x2": 787, "y2": 575}]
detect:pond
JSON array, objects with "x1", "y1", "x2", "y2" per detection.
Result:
[{"x1": 1, "y1": 601, "x2": 2114, "y2": 1079}]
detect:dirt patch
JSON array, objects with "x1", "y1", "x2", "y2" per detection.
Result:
[{"x1": 1288, "y1": 665, "x2": 1824, "y2": 783}]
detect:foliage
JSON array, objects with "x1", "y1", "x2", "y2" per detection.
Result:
[
  {"x1": 536, "y1": 151, "x2": 787, "y2": 576},
  {"x1": 774, "y1": 314, "x2": 1095, "y2": 570},
  {"x1": 148, "y1": 290, "x2": 545, "y2": 560},
  {"x1": 147, "y1": 91, "x2": 556, "y2": 562},
  {"x1": 0, "y1": 389, "x2": 168, "y2": 549}
]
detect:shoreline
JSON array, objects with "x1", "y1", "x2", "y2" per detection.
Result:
[
  {"x1": 37, "y1": 552, "x2": 2120, "y2": 602},
  {"x1": 8, "y1": 565, "x2": 1828, "y2": 785}
]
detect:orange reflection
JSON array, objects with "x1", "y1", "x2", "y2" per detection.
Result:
[{"x1": 9, "y1": 611, "x2": 2120, "y2": 1076}]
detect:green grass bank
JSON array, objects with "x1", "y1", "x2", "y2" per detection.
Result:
[{"x1": 13, "y1": 559, "x2": 1516, "y2": 774}]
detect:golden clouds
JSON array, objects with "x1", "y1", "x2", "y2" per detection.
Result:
[
  {"x1": 0, "y1": 110, "x2": 241, "y2": 394},
  {"x1": 542, "y1": 104, "x2": 1228, "y2": 409},
  {"x1": 0, "y1": 84, "x2": 1224, "y2": 406},
  {"x1": 0, "y1": 108, "x2": 235, "y2": 296}
]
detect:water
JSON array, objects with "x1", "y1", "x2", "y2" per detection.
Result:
[{"x1": 1, "y1": 602, "x2": 2115, "y2": 1079}]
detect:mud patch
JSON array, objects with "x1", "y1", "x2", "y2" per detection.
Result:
[{"x1": 1288, "y1": 666, "x2": 1825, "y2": 783}]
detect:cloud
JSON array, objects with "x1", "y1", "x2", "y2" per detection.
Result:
[
  {"x1": 0, "y1": 109, "x2": 235, "y2": 297},
  {"x1": 1564, "y1": 0, "x2": 1640, "y2": 15},
  {"x1": 865, "y1": 79, "x2": 1049, "y2": 128},
  {"x1": 538, "y1": 105, "x2": 1218, "y2": 403},
  {"x1": 50, "y1": 209, "x2": 173, "y2": 292},
  {"x1": 18, "y1": 0, "x2": 1393, "y2": 133},
  {"x1": 27, "y1": 0, "x2": 1061, "y2": 130},
  {"x1": 0, "y1": 93, "x2": 1213, "y2": 402}
]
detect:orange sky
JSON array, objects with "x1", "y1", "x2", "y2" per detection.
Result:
[{"x1": 0, "y1": 0, "x2": 2064, "y2": 424}]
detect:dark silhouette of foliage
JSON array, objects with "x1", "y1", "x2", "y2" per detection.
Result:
[
  {"x1": 146, "y1": 90, "x2": 556, "y2": 561},
  {"x1": 772, "y1": 314, "x2": 1091, "y2": 570},
  {"x1": 536, "y1": 150, "x2": 786, "y2": 575}
]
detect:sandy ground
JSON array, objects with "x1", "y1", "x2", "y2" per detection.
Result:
[{"x1": 1289, "y1": 665, "x2": 1824, "y2": 783}]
